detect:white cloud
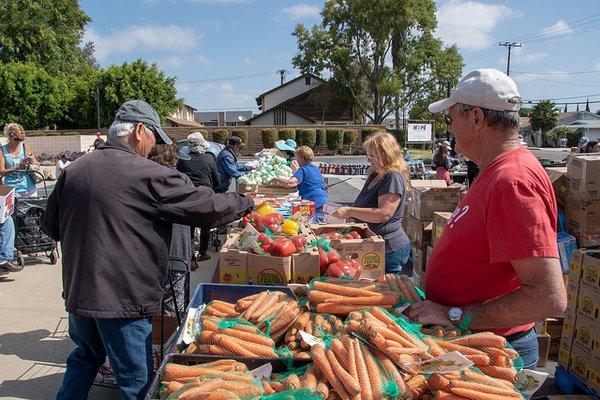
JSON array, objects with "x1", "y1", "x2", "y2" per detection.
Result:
[
  {"x1": 184, "y1": 0, "x2": 249, "y2": 3},
  {"x1": 436, "y1": 0, "x2": 520, "y2": 50},
  {"x1": 279, "y1": 3, "x2": 320, "y2": 21},
  {"x1": 511, "y1": 49, "x2": 548, "y2": 65},
  {"x1": 196, "y1": 55, "x2": 210, "y2": 66},
  {"x1": 541, "y1": 20, "x2": 573, "y2": 36},
  {"x1": 243, "y1": 57, "x2": 253, "y2": 65},
  {"x1": 195, "y1": 83, "x2": 254, "y2": 104},
  {"x1": 84, "y1": 25, "x2": 199, "y2": 61},
  {"x1": 595, "y1": 62, "x2": 600, "y2": 70},
  {"x1": 162, "y1": 56, "x2": 184, "y2": 68}
]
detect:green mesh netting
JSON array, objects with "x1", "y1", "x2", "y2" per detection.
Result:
[
  {"x1": 415, "y1": 286, "x2": 426, "y2": 300},
  {"x1": 306, "y1": 237, "x2": 331, "y2": 252},
  {"x1": 378, "y1": 307, "x2": 425, "y2": 340},
  {"x1": 270, "y1": 365, "x2": 309, "y2": 382},
  {"x1": 260, "y1": 388, "x2": 324, "y2": 400},
  {"x1": 382, "y1": 380, "x2": 400, "y2": 399},
  {"x1": 275, "y1": 345, "x2": 295, "y2": 368},
  {"x1": 217, "y1": 317, "x2": 255, "y2": 331}
]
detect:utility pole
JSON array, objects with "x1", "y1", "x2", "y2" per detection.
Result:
[
  {"x1": 499, "y1": 42, "x2": 521, "y2": 76},
  {"x1": 277, "y1": 69, "x2": 286, "y2": 85},
  {"x1": 96, "y1": 84, "x2": 101, "y2": 130}
]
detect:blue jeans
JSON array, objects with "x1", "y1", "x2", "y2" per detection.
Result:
[
  {"x1": 315, "y1": 206, "x2": 324, "y2": 223},
  {"x1": 385, "y1": 243, "x2": 412, "y2": 275},
  {"x1": 0, "y1": 216, "x2": 15, "y2": 262},
  {"x1": 508, "y1": 328, "x2": 539, "y2": 370},
  {"x1": 57, "y1": 314, "x2": 153, "y2": 400}
]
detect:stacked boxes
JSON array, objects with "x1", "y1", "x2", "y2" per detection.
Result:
[
  {"x1": 559, "y1": 249, "x2": 600, "y2": 393},
  {"x1": 566, "y1": 155, "x2": 600, "y2": 247},
  {"x1": 406, "y1": 180, "x2": 462, "y2": 285}
]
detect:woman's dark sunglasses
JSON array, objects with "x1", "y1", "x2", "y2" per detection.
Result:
[{"x1": 444, "y1": 114, "x2": 452, "y2": 125}]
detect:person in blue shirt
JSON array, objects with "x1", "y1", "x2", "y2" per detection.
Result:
[
  {"x1": 216, "y1": 136, "x2": 252, "y2": 193},
  {"x1": 270, "y1": 146, "x2": 328, "y2": 222}
]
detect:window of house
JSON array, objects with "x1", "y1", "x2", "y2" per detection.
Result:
[{"x1": 274, "y1": 108, "x2": 286, "y2": 125}]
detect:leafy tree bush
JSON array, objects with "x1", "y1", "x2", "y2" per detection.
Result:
[
  {"x1": 326, "y1": 128, "x2": 344, "y2": 153},
  {"x1": 230, "y1": 128, "x2": 248, "y2": 144},
  {"x1": 277, "y1": 128, "x2": 296, "y2": 141},
  {"x1": 262, "y1": 128, "x2": 278, "y2": 148},
  {"x1": 296, "y1": 128, "x2": 317, "y2": 147},
  {"x1": 212, "y1": 129, "x2": 229, "y2": 144}
]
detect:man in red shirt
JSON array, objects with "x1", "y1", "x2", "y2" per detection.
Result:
[{"x1": 405, "y1": 69, "x2": 567, "y2": 369}]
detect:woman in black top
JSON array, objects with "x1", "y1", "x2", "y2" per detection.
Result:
[
  {"x1": 333, "y1": 131, "x2": 412, "y2": 274},
  {"x1": 177, "y1": 132, "x2": 220, "y2": 269}
]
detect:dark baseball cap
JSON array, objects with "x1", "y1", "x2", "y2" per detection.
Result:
[
  {"x1": 114, "y1": 100, "x2": 172, "y2": 145},
  {"x1": 228, "y1": 136, "x2": 244, "y2": 146}
]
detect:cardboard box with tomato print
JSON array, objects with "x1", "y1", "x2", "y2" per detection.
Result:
[
  {"x1": 310, "y1": 223, "x2": 386, "y2": 279},
  {"x1": 218, "y1": 231, "x2": 249, "y2": 284}
]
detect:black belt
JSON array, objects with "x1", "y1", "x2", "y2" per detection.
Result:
[{"x1": 504, "y1": 327, "x2": 534, "y2": 343}]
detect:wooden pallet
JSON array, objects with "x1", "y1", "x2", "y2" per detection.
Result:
[{"x1": 554, "y1": 365, "x2": 598, "y2": 396}]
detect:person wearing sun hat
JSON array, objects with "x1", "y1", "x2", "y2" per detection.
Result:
[
  {"x1": 275, "y1": 138, "x2": 300, "y2": 172},
  {"x1": 405, "y1": 69, "x2": 566, "y2": 369}
]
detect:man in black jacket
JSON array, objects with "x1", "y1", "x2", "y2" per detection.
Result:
[{"x1": 42, "y1": 100, "x2": 254, "y2": 400}]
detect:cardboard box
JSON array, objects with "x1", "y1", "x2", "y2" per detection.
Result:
[
  {"x1": 311, "y1": 223, "x2": 385, "y2": 279},
  {"x1": 569, "y1": 342, "x2": 594, "y2": 382},
  {"x1": 567, "y1": 154, "x2": 600, "y2": 198},
  {"x1": 408, "y1": 183, "x2": 463, "y2": 222},
  {"x1": 546, "y1": 317, "x2": 564, "y2": 356},
  {"x1": 248, "y1": 253, "x2": 293, "y2": 285},
  {"x1": 558, "y1": 343, "x2": 572, "y2": 368},
  {"x1": 412, "y1": 246, "x2": 425, "y2": 277},
  {"x1": 573, "y1": 315, "x2": 599, "y2": 355},
  {"x1": 547, "y1": 166, "x2": 568, "y2": 208},
  {"x1": 291, "y1": 246, "x2": 320, "y2": 284},
  {"x1": 405, "y1": 215, "x2": 432, "y2": 249},
  {"x1": 566, "y1": 285, "x2": 579, "y2": 319},
  {"x1": 218, "y1": 232, "x2": 248, "y2": 284},
  {"x1": 562, "y1": 314, "x2": 577, "y2": 349},
  {"x1": 588, "y1": 357, "x2": 600, "y2": 394},
  {"x1": 581, "y1": 251, "x2": 600, "y2": 294},
  {"x1": 569, "y1": 249, "x2": 587, "y2": 292},
  {"x1": 576, "y1": 285, "x2": 600, "y2": 322},
  {"x1": 0, "y1": 185, "x2": 15, "y2": 224},
  {"x1": 151, "y1": 316, "x2": 178, "y2": 345},
  {"x1": 538, "y1": 332, "x2": 551, "y2": 367},
  {"x1": 565, "y1": 191, "x2": 600, "y2": 235},
  {"x1": 432, "y1": 211, "x2": 453, "y2": 246},
  {"x1": 558, "y1": 231, "x2": 578, "y2": 275}
]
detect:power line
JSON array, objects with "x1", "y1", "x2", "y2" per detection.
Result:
[
  {"x1": 512, "y1": 68, "x2": 600, "y2": 75},
  {"x1": 177, "y1": 71, "x2": 281, "y2": 84},
  {"x1": 499, "y1": 42, "x2": 521, "y2": 76},
  {"x1": 512, "y1": 74, "x2": 600, "y2": 88},
  {"x1": 524, "y1": 92, "x2": 600, "y2": 102}
]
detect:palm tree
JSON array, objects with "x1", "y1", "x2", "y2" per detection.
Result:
[{"x1": 530, "y1": 100, "x2": 559, "y2": 146}]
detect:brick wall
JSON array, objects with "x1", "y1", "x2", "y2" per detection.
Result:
[{"x1": 23, "y1": 125, "x2": 385, "y2": 156}]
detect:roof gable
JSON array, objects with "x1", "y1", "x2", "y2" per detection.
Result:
[{"x1": 255, "y1": 73, "x2": 324, "y2": 104}]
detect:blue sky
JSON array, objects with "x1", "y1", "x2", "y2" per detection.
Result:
[{"x1": 80, "y1": 0, "x2": 600, "y2": 114}]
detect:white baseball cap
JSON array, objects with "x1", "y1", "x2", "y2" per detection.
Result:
[{"x1": 428, "y1": 69, "x2": 522, "y2": 113}]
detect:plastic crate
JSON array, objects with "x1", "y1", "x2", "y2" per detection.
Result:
[
  {"x1": 188, "y1": 283, "x2": 292, "y2": 308},
  {"x1": 554, "y1": 365, "x2": 598, "y2": 396}
]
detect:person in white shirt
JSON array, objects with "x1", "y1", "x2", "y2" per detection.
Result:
[{"x1": 55, "y1": 153, "x2": 71, "y2": 179}]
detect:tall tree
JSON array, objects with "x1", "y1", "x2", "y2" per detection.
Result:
[
  {"x1": 0, "y1": 62, "x2": 71, "y2": 129},
  {"x1": 529, "y1": 100, "x2": 559, "y2": 134},
  {"x1": 94, "y1": 59, "x2": 182, "y2": 127},
  {"x1": 292, "y1": 0, "x2": 463, "y2": 124},
  {"x1": 0, "y1": 0, "x2": 95, "y2": 75}
]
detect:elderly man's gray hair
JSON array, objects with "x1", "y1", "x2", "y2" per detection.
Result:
[
  {"x1": 108, "y1": 122, "x2": 136, "y2": 139},
  {"x1": 458, "y1": 103, "x2": 520, "y2": 133}
]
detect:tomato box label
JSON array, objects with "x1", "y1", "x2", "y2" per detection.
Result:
[
  {"x1": 218, "y1": 232, "x2": 248, "y2": 284},
  {"x1": 248, "y1": 253, "x2": 292, "y2": 286}
]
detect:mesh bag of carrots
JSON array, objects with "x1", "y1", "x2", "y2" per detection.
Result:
[
  {"x1": 344, "y1": 307, "x2": 432, "y2": 373},
  {"x1": 187, "y1": 316, "x2": 278, "y2": 358},
  {"x1": 282, "y1": 310, "x2": 344, "y2": 359},
  {"x1": 424, "y1": 332, "x2": 523, "y2": 380},
  {"x1": 159, "y1": 359, "x2": 264, "y2": 399},
  {"x1": 262, "y1": 365, "x2": 330, "y2": 397},
  {"x1": 427, "y1": 367, "x2": 525, "y2": 400},
  {"x1": 309, "y1": 337, "x2": 408, "y2": 400},
  {"x1": 307, "y1": 277, "x2": 404, "y2": 315}
]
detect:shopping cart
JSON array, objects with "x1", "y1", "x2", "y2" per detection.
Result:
[{"x1": 1, "y1": 170, "x2": 59, "y2": 266}]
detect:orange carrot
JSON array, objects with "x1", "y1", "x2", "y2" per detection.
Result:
[
  {"x1": 427, "y1": 374, "x2": 451, "y2": 391},
  {"x1": 326, "y1": 348, "x2": 360, "y2": 396},
  {"x1": 460, "y1": 369, "x2": 514, "y2": 389},
  {"x1": 241, "y1": 291, "x2": 270, "y2": 320},
  {"x1": 313, "y1": 281, "x2": 380, "y2": 297},
  {"x1": 325, "y1": 294, "x2": 399, "y2": 306},
  {"x1": 450, "y1": 387, "x2": 519, "y2": 400},
  {"x1": 363, "y1": 345, "x2": 383, "y2": 399},
  {"x1": 450, "y1": 379, "x2": 520, "y2": 397},
  {"x1": 433, "y1": 390, "x2": 469, "y2": 400},
  {"x1": 478, "y1": 365, "x2": 517, "y2": 382},
  {"x1": 353, "y1": 339, "x2": 373, "y2": 400},
  {"x1": 312, "y1": 344, "x2": 351, "y2": 400},
  {"x1": 435, "y1": 340, "x2": 489, "y2": 356},
  {"x1": 316, "y1": 303, "x2": 370, "y2": 315},
  {"x1": 449, "y1": 332, "x2": 507, "y2": 349}
]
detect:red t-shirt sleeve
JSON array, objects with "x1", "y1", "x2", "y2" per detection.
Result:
[{"x1": 487, "y1": 181, "x2": 558, "y2": 263}]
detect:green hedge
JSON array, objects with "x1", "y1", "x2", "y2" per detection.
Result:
[
  {"x1": 230, "y1": 128, "x2": 248, "y2": 144},
  {"x1": 296, "y1": 128, "x2": 317, "y2": 147},
  {"x1": 261, "y1": 128, "x2": 278, "y2": 148},
  {"x1": 212, "y1": 129, "x2": 229, "y2": 144},
  {"x1": 361, "y1": 127, "x2": 380, "y2": 142},
  {"x1": 343, "y1": 129, "x2": 357, "y2": 145},
  {"x1": 387, "y1": 129, "x2": 405, "y2": 145},
  {"x1": 315, "y1": 128, "x2": 326, "y2": 146},
  {"x1": 277, "y1": 128, "x2": 296, "y2": 141},
  {"x1": 326, "y1": 128, "x2": 344, "y2": 153}
]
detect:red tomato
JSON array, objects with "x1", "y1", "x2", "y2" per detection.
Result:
[
  {"x1": 350, "y1": 231, "x2": 362, "y2": 239},
  {"x1": 318, "y1": 249, "x2": 329, "y2": 274},
  {"x1": 270, "y1": 238, "x2": 297, "y2": 257},
  {"x1": 344, "y1": 233, "x2": 355, "y2": 239},
  {"x1": 326, "y1": 260, "x2": 362, "y2": 279},
  {"x1": 290, "y1": 236, "x2": 307, "y2": 251},
  {"x1": 257, "y1": 233, "x2": 273, "y2": 246},
  {"x1": 327, "y1": 250, "x2": 340, "y2": 265}
]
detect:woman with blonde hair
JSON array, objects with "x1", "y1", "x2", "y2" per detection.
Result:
[
  {"x1": 333, "y1": 131, "x2": 412, "y2": 274},
  {"x1": 0, "y1": 123, "x2": 39, "y2": 198}
]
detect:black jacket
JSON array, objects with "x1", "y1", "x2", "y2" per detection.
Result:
[
  {"x1": 42, "y1": 139, "x2": 253, "y2": 318},
  {"x1": 176, "y1": 152, "x2": 220, "y2": 189}
]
